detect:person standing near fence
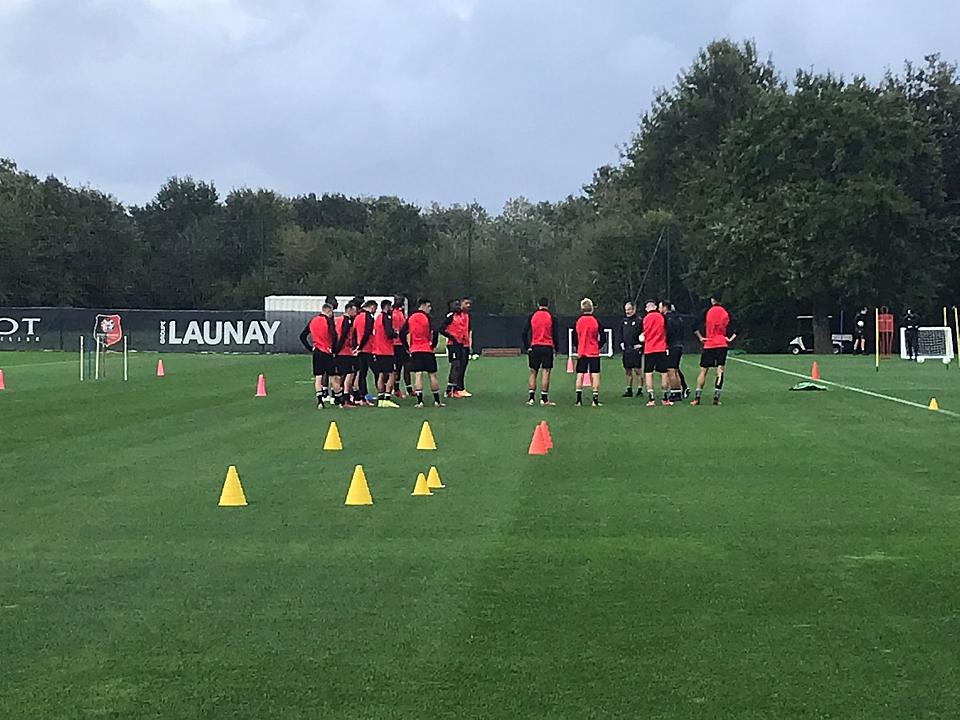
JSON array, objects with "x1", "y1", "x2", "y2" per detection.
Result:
[
  {"x1": 692, "y1": 295, "x2": 737, "y2": 406},
  {"x1": 522, "y1": 297, "x2": 559, "y2": 406},
  {"x1": 660, "y1": 300, "x2": 688, "y2": 401},
  {"x1": 616, "y1": 302, "x2": 643, "y2": 397},
  {"x1": 573, "y1": 298, "x2": 605, "y2": 407},
  {"x1": 441, "y1": 298, "x2": 471, "y2": 399},
  {"x1": 298, "y1": 302, "x2": 336, "y2": 409},
  {"x1": 458, "y1": 297, "x2": 474, "y2": 396},
  {"x1": 904, "y1": 309, "x2": 920, "y2": 361},
  {"x1": 352, "y1": 299, "x2": 377, "y2": 405}
]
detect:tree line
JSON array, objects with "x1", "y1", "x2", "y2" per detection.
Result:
[{"x1": 2, "y1": 40, "x2": 959, "y2": 351}]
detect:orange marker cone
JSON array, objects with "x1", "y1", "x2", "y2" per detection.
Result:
[
  {"x1": 0, "y1": 368, "x2": 5, "y2": 391},
  {"x1": 540, "y1": 421, "x2": 553, "y2": 450},
  {"x1": 811, "y1": 362, "x2": 820, "y2": 381},
  {"x1": 566, "y1": 356, "x2": 574, "y2": 373},
  {"x1": 156, "y1": 359, "x2": 165, "y2": 377},
  {"x1": 528, "y1": 423, "x2": 548, "y2": 455},
  {"x1": 255, "y1": 373, "x2": 267, "y2": 397},
  {"x1": 583, "y1": 371, "x2": 592, "y2": 387}
]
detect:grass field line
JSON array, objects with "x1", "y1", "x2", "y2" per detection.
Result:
[
  {"x1": 0, "y1": 358, "x2": 76, "y2": 370},
  {"x1": 732, "y1": 357, "x2": 960, "y2": 418}
]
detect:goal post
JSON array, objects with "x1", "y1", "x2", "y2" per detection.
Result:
[
  {"x1": 900, "y1": 326, "x2": 955, "y2": 363},
  {"x1": 566, "y1": 328, "x2": 615, "y2": 358}
]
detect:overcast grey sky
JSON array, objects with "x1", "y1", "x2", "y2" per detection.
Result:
[{"x1": 2, "y1": 0, "x2": 958, "y2": 211}]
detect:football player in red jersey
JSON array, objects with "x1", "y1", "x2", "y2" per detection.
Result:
[{"x1": 692, "y1": 295, "x2": 737, "y2": 406}]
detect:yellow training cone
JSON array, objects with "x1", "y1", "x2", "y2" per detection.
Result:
[
  {"x1": 218, "y1": 465, "x2": 248, "y2": 507},
  {"x1": 417, "y1": 421, "x2": 437, "y2": 451},
  {"x1": 345, "y1": 465, "x2": 373, "y2": 506},
  {"x1": 412, "y1": 472, "x2": 433, "y2": 496},
  {"x1": 426, "y1": 466, "x2": 445, "y2": 489},
  {"x1": 323, "y1": 421, "x2": 343, "y2": 451},
  {"x1": 929, "y1": 397, "x2": 940, "y2": 411}
]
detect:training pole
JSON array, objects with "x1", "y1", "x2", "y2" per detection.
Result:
[
  {"x1": 94, "y1": 339, "x2": 101, "y2": 381},
  {"x1": 954, "y1": 306, "x2": 960, "y2": 369},
  {"x1": 79, "y1": 336, "x2": 85, "y2": 382},
  {"x1": 875, "y1": 308, "x2": 880, "y2": 372},
  {"x1": 123, "y1": 336, "x2": 128, "y2": 382}
]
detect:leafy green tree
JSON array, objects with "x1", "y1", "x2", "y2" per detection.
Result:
[
  {"x1": 132, "y1": 178, "x2": 223, "y2": 308},
  {"x1": 692, "y1": 73, "x2": 955, "y2": 351}
]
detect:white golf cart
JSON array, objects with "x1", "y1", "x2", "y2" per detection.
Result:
[{"x1": 788, "y1": 315, "x2": 853, "y2": 355}]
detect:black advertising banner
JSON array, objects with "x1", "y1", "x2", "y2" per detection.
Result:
[
  {"x1": 0, "y1": 308, "x2": 701, "y2": 354},
  {"x1": 0, "y1": 308, "x2": 310, "y2": 354}
]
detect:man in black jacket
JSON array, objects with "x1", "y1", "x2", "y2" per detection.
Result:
[
  {"x1": 660, "y1": 300, "x2": 688, "y2": 401},
  {"x1": 615, "y1": 302, "x2": 643, "y2": 397}
]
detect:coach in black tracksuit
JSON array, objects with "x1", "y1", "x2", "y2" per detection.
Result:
[{"x1": 616, "y1": 302, "x2": 643, "y2": 397}]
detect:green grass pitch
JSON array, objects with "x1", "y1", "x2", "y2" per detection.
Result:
[{"x1": 2, "y1": 350, "x2": 960, "y2": 719}]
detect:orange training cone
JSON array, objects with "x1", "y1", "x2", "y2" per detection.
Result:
[
  {"x1": 566, "y1": 356, "x2": 574, "y2": 373},
  {"x1": 156, "y1": 359, "x2": 165, "y2": 377},
  {"x1": 540, "y1": 421, "x2": 553, "y2": 450},
  {"x1": 255, "y1": 373, "x2": 267, "y2": 397},
  {"x1": 810, "y1": 362, "x2": 820, "y2": 381},
  {"x1": 0, "y1": 368, "x2": 5, "y2": 391},
  {"x1": 528, "y1": 424, "x2": 548, "y2": 455},
  {"x1": 582, "y1": 371, "x2": 592, "y2": 387}
]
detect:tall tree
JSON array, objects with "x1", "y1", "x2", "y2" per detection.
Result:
[{"x1": 692, "y1": 73, "x2": 955, "y2": 351}]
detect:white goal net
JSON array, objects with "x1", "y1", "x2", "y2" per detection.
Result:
[
  {"x1": 900, "y1": 326, "x2": 955, "y2": 363},
  {"x1": 567, "y1": 328, "x2": 615, "y2": 357}
]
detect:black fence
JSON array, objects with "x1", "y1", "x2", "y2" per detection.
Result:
[{"x1": 0, "y1": 307, "x2": 702, "y2": 355}]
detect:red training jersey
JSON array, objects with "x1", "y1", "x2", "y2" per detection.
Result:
[
  {"x1": 528, "y1": 309, "x2": 556, "y2": 348},
  {"x1": 642, "y1": 311, "x2": 667, "y2": 354},
  {"x1": 308, "y1": 314, "x2": 335, "y2": 354},
  {"x1": 391, "y1": 307, "x2": 406, "y2": 347},
  {"x1": 445, "y1": 311, "x2": 470, "y2": 346},
  {"x1": 352, "y1": 311, "x2": 372, "y2": 352},
  {"x1": 406, "y1": 311, "x2": 434, "y2": 354},
  {"x1": 575, "y1": 314, "x2": 601, "y2": 358},
  {"x1": 335, "y1": 315, "x2": 354, "y2": 357},
  {"x1": 370, "y1": 311, "x2": 395, "y2": 356},
  {"x1": 703, "y1": 305, "x2": 730, "y2": 349}
]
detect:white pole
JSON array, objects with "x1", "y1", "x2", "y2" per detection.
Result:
[
  {"x1": 123, "y1": 336, "x2": 128, "y2": 382},
  {"x1": 79, "y1": 336, "x2": 85, "y2": 382},
  {"x1": 94, "y1": 339, "x2": 101, "y2": 381}
]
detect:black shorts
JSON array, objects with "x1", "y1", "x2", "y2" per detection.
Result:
[
  {"x1": 528, "y1": 345, "x2": 555, "y2": 370},
  {"x1": 666, "y1": 346, "x2": 683, "y2": 370},
  {"x1": 622, "y1": 349, "x2": 642, "y2": 369},
  {"x1": 575, "y1": 356, "x2": 601, "y2": 374},
  {"x1": 644, "y1": 352, "x2": 668, "y2": 374},
  {"x1": 409, "y1": 352, "x2": 438, "y2": 373},
  {"x1": 334, "y1": 356, "x2": 356, "y2": 376},
  {"x1": 393, "y1": 347, "x2": 409, "y2": 373},
  {"x1": 372, "y1": 354, "x2": 394, "y2": 375},
  {"x1": 700, "y1": 348, "x2": 728, "y2": 368},
  {"x1": 312, "y1": 350, "x2": 335, "y2": 377}
]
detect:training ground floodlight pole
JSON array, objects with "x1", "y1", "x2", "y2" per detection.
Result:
[{"x1": 79, "y1": 336, "x2": 84, "y2": 382}]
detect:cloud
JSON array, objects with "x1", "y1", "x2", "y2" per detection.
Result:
[{"x1": 1, "y1": 0, "x2": 959, "y2": 210}]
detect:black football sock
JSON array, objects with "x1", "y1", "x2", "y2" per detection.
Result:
[
  {"x1": 316, "y1": 391, "x2": 323, "y2": 406},
  {"x1": 529, "y1": 389, "x2": 536, "y2": 402},
  {"x1": 416, "y1": 391, "x2": 424, "y2": 404},
  {"x1": 576, "y1": 390, "x2": 583, "y2": 404},
  {"x1": 695, "y1": 388, "x2": 703, "y2": 400},
  {"x1": 433, "y1": 392, "x2": 442, "y2": 404},
  {"x1": 593, "y1": 392, "x2": 600, "y2": 405},
  {"x1": 406, "y1": 384, "x2": 414, "y2": 395},
  {"x1": 648, "y1": 390, "x2": 655, "y2": 402},
  {"x1": 541, "y1": 392, "x2": 549, "y2": 403}
]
